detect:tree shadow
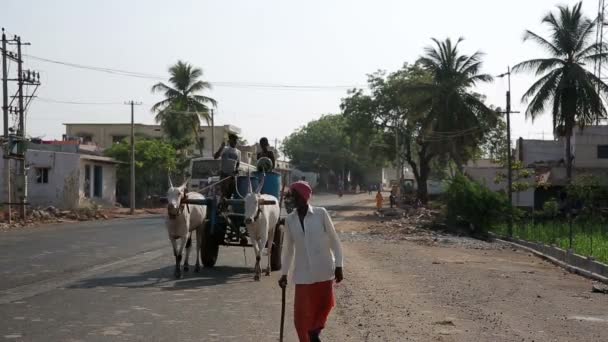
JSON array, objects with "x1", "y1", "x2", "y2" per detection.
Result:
[{"x1": 68, "y1": 265, "x2": 256, "y2": 291}]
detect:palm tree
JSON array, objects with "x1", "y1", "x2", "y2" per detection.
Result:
[
  {"x1": 151, "y1": 60, "x2": 217, "y2": 156},
  {"x1": 416, "y1": 37, "x2": 496, "y2": 170},
  {"x1": 513, "y1": 2, "x2": 608, "y2": 181}
]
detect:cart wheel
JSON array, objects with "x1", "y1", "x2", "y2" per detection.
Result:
[
  {"x1": 270, "y1": 224, "x2": 283, "y2": 271},
  {"x1": 202, "y1": 222, "x2": 219, "y2": 268}
]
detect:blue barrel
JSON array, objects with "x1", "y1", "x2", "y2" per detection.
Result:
[
  {"x1": 252, "y1": 171, "x2": 281, "y2": 199},
  {"x1": 235, "y1": 175, "x2": 259, "y2": 200}
]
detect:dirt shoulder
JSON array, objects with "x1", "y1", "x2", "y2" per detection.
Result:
[
  {"x1": 0, "y1": 207, "x2": 164, "y2": 232},
  {"x1": 325, "y1": 202, "x2": 608, "y2": 342}
]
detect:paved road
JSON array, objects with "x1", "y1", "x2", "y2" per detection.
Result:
[{"x1": 0, "y1": 193, "x2": 369, "y2": 341}]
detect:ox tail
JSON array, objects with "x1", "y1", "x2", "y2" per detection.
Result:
[{"x1": 185, "y1": 236, "x2": 192, "y2": 249}]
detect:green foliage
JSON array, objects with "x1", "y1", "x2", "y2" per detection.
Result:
[
  {"x1": 492, "y1": 220, "x2": 608, "y2": 264},
  {"x1": 543, "y1": 199, "x2": 559, "y2": 218},
  {"x1": 514, "y1": 2, "x2": 608, "y2": 179},
  {"x1": 151, "y1": 60, "x2": 217, "y2": 155},
  {"x1": 105, "y1": 139, "x2": 177, "y2": 205},
  {"x1": 416, "y1": 38, "x2": 498, "y2": 170},
  {"x1": 445, "y1": 174, "x2": 509, "y2": 234},
  {"x1": 494, "y1": 160, "x2": 534, "y2": 193},
  {"x1": 282, "y1": 115, "x2": 352, "y2": 172},
  {"x1": 479, "y1": 114, "x2": 508, "y2": 162}
]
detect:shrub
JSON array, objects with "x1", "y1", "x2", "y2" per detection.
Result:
[{"x1": 445, "y1": 174, "x2": 509, "y2": 235}]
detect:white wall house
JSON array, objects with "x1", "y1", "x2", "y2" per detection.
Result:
[
  {"x1": 516, "y1": 125, "x2": 608, "y2": 170},
  {"x1": 0, "y1": 150, "x2": 119, "y2": 209},
  {"x1": 464, "y1": 162, "x2": 535, "y2": 208}
]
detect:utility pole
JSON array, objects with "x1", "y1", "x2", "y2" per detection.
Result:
[
  {"x1": 125, "y1": 100, "x2": 141, "y2": 215},
  {"x1": 1, "y1": 29, "x2": 10, "y2": 224},
  {"x1": 497, "y1": 67, "x2": 520, "y2": 237},
  {"x1": 16, "y1": 36, "x2": 26, "y2": 219},
  {"x1": 210, "y1": 109, "x2": 215, "y2": 157},
  {"x1": 1, "y1": 32, "x2": 38, "y2": 221}
]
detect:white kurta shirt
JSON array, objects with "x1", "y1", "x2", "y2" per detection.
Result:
[{"x1": 281, "y1": 205, "x2": 344, "y2": 285}]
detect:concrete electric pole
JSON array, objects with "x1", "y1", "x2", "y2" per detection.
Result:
[
  {"x1": 497, "y1": 67, "x2": 519, "y2": 237},
  {"x1": 2, "y1": 29, "x2": 11, "y2": 223},
  {"x1": 125, "y1": 100, "x2": 141, "y2": 215}
]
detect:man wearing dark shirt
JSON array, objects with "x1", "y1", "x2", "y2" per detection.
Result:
[{"x1": 256, "y1": 137, "x2": 276, "y2": 170}]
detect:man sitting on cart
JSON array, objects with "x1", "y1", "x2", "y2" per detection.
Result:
[
  {"x1": 213, "y1": 133, "x2": 241, "y2": 205},
  {"x1": 256, "y1": 137, "x2": 276, "y2": 171}
]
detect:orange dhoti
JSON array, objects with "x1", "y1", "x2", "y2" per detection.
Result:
[{"x1": 294, "y1": 280, "x2": 335, "y2": 341}]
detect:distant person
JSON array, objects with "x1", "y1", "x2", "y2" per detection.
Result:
[
  {"x1": 256, "y1": 137, "x2": 276, "y2": 170},
  {"x1": 389, "y1": 189, "x2": 396, "y2": 208},
  {"x1": 213, "y1": 133, "x2": 241, "y2": 201},
  {"x1": 368, "y1": 185, "x2": 372, "y2": 196},
  {"x1": 279, "y1": 181, "x2": 344, "y2": 342},
  {"x1": 301, "y1": 176, "x2": 306, "y2": 181},
  {"x1": 376, "y1": 190, "x2": 383, "y2": 211}
]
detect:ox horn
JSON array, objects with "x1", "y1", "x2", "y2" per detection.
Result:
[
  {"x1": 256, "y1": 173, "x2": 265, "y2": 194},
  {"x1": 181, "y1": 177, "x2": 191, "y2": 189},
  {"x1": 248, "y1": 171, "x2": 253, "y2": 193},
  {"x1": 168, "y1": 175, "x2": 174, "y2": 188}
]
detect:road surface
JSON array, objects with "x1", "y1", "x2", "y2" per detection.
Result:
[
  {"x1": 2, "y1": 192, "x2": 607, "y2": 341},
  {"x1": 0, "y1": 193, "x2": 366, "y2": 341}
]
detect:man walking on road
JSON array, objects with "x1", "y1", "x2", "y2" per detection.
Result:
[{"x1": 279, "y1": 181, "x2": 344, "y2": 342}]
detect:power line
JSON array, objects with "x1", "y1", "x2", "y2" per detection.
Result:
[
  {"x1": 37, "y1": 97, "x2": 127, "y2": 105},
  {"x1": 24, "y1": 53, "x2": 365, "y2": 90}
]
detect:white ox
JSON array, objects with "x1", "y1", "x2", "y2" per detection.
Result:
[
  {"x1": 166, "y1": 178, "x2": 207, "y2": 278},
  {"x1": 243, "y1": 177, "x2": 280, "y2": 281}
]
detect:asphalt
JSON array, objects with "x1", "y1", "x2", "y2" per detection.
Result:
[{"x1": 0, "y1": 193, "x2": 369, "y2": 341}]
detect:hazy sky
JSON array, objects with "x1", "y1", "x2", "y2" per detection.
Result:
[{"x1": 1, "y1": 0, "x2": 601, "y2": 147}]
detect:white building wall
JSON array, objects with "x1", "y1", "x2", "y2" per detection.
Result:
[
  {"x1": 25, "y1": 150, "x2": 81, "y2": 209},
  {"x1": 78, "y1": 159, "x2": 117, "y2": 208},
  {"x1": 572, "y1": 126, "x2": 608, "y2": 168},
  {"x1": 0, "y1": 150, "x2": 117, "y2": 210},
  {"x1": 518, "y1": 139, "x2": 563, "y2": 166},
  {"x1": 464, "y1": 166, "x2": 534, "y2": 208}
]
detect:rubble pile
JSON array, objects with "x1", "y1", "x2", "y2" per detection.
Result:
[
  {"x1": 369, "y1": 207, "x2": 445, "y2": 245},
  {"x1": 0, "y1": 206, "x2": 109, "y2": 230}
]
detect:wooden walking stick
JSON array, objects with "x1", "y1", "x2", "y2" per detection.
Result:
[{"x1": 280, "y1": 285, "x2": 286, "y2": 342}]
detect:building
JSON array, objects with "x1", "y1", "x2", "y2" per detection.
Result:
[
  {"x1": 364, "y1": 165, "x2": 416, "y2": 189},
  {"x1": 64, "y1": 123, "x2": 241, "y2": 157},
  {"x1": 465, "y1": 125, "x2": 608, "y2": 209},
  {"x1": 0, "y1": 147, "x2": 120, "y2": 210},
  {"x1": 464, "y1": 159, "x2": 535, "y2": 208},
  {"x1": 516, "y1": 125, "x2": 608, "y2": 169}
]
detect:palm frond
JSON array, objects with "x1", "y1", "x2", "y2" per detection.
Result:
[
  {"x1": 512, "y1": 58, "x2": 564, "y2": 75},
  {"x1": 522, "y1": 30, "x2": 560, "y2": 55},
  {"x1": 187, "y1": 80, "x2": 213, "y2": 94}
]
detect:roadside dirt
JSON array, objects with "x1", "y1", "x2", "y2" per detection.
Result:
[
  {"x1": 324, "y1": 201, "x2": 608, "y2": 341},
  {"x1": 0, "y1": 207, "x2": 164, "y2": 231}
]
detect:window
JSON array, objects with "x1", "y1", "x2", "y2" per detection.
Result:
[
  {"x1": 598, "y1": 145, "x2": 608, "y2": 159},
  {"x1": 84, "y1": 165, "x2": 91, "y2": 198},
  {"x1": 93, "y1": 165, "x2": 103, "y2": 198},
  {"x1": 35, "y1": 168, "x2": 49, "y2": 184},
  {"x1": 79, "y1": 134, "x2": 93, "y2": 144},
  {"x1": 112, "y1": 135, "x2": 126, "y2": 144}
]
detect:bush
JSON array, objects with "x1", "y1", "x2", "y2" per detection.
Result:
[{"x1": 445, "y1": 174, "x2": 509, "y2": 235}]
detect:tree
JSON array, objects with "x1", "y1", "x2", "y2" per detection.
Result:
[
  {"x1": 415, "y1": 37, "x2": 497, "y2": 171},
  {"x1": 479, "y1": 114, "x2": 508, "y2": 163},
  {"x1": 151, "y1": 61, "x2": 217, "y2": 156},
  {"x1": 342, "y1": 64, "x2": 438, "y2": 203},
  {"x1": 282, "y1": 115, "x2": 352, "y2": 174},
  {"x1": 105, "y1": 139, "x2": 177, "y2": 206},
  {"x1": 513, "y1": 2, "x2": 608, "y2": 181}
]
